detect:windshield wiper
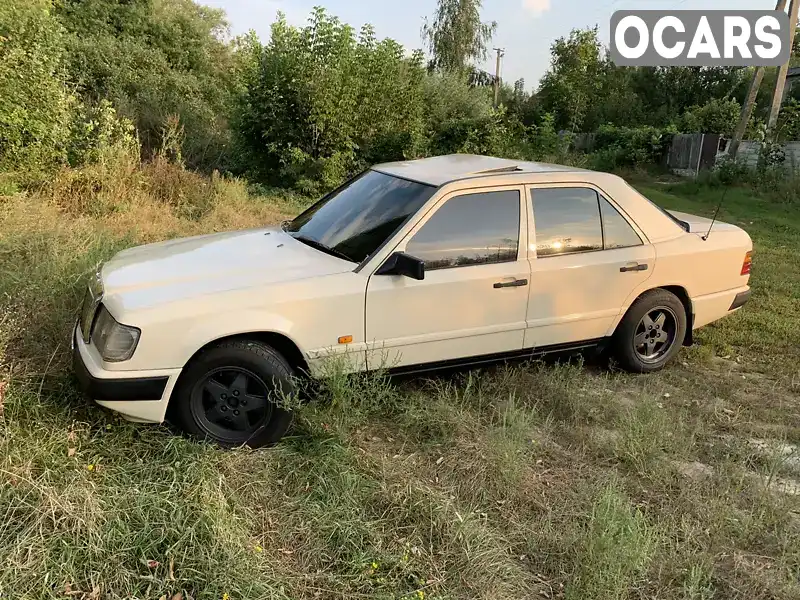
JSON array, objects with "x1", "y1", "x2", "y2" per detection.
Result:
[{"x1": 291, "y1": 235, "x2": 354, "y2": 263}]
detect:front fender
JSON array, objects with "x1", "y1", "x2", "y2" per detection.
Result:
[{"x1": 179, "y1": 310, "x2": 307, "y2": 366}]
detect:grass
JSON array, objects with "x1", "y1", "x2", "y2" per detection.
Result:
[{"x1": 0, "y1": 160, "x2": 798, "y2": 599}]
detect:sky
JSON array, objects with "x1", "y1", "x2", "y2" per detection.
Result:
[{"x1": 202, "y1": 0, "x2": 781, "y2": 91}]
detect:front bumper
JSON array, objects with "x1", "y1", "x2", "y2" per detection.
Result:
[
  {"x1": 72, "y1": 324, "x2": 180, "y2": 423},
  {"x1": 72, "y1": 343, "x2": 168, "y2": 401}
]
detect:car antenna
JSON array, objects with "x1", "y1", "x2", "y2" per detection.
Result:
[{"x1": 702, "y1": 187, "x2": 728, "y2": 241}]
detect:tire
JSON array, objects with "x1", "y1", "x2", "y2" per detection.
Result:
[
  {"x1": 171, "y1": 339, "x2": 296, "y2": 448},
  {"x1": 612, "y1": 289, "x2": 687, "y2": 374}
]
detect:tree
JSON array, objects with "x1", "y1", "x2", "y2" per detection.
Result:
[
  {"x1": 679, "y1": 98, "x2": 741, "y2": 135},
  {"x1": 0, "y1": 0, "x2": 75, "y2": 172},
  {"x1": 235, "y1": 8, "x2": 430, "y2": 192},
  {"x1": 629, "y1": 66, "x2": 747, "y2": 127},
  {"x1": 422, "y1": 0, "x2": 496, "y2": 73},
  {"x1": 536, "y1": 28, "x2": 605, "y2": 132},
  {"x1": 55, "y1": 0, "x2": 237, "y2": 170}
]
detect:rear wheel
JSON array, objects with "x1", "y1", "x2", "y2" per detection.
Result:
[
  {"x1": 171, "y1": 340, "x2": 295, "y2": 448},
  {"x1": 613, "y1": 289, "x2": 687, "y2": 373}
]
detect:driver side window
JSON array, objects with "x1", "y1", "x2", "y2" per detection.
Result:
[{"x1": 405, "y1": 190, "x2": 520, "y2": 270}]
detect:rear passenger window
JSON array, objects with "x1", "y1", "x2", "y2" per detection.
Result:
[
  {"x1": 531, "y1": 188, "x2": 642, "y2": 256},
  {"x1": 600, "y1": 196, "x2": 643, "y2": 249},
  {"x1": 531, "y1": 188, "x2": 603, "y2": 256}
]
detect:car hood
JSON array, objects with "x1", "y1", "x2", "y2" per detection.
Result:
[{"x1": 101, "y1": 228, "x2": 355, "y2": 303}]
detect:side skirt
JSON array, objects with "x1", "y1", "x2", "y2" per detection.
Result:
[{"x1": 386, "y1": 338, "x2": 608, "y2": 377}]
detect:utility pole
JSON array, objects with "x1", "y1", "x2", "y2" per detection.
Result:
[
  {"x1": 493, "y1": 48, "x2": 505, "y2": 108},
  {"x1": 730, "y1": 68, "x2": 767, "y2": 159},
  {"x1": 767, "y1": 0, "x2": 800, "y2": 135},
  {"x1": 730, "y1": 0, "x2": 788, "y2": 159}
]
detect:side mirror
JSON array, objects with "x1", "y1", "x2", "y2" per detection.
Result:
[{"x1": 376, "y1": 251, "x2": 425, "y2": 280}]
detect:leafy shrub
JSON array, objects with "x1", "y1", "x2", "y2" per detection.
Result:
[
  {"x1": 233, "y1": 8, "x2": 514, "y2": 193},
  {"x1": 67, "y1": 100, "x2": 138, "y2": 168},
  {"x1": 56, "y1": 0, "x2": 236, "y2": 171},
  {"x1": 688, "y1": 154, "x2": 800, "y2": 205},
  {"x1": 422, "y1": 71, "x2": 494, "y2": 130},
  {"x1": 234, "y1": 9, "x2": 429, "y2": 194},
  {"x1": 529, "y1": 112, "x2": 565, "y2": 159},
  {"x1": 678, "y1": 98, "x2": 740, "y2": 136},
  {"x1": 712, "y1": 156, "x2": 749, "y2": 185},
  {"x1": 588, "y1": 125, "x2": 674, "y2": 171},
  {"x1": 0, "y1": 0, "x2": 75, "y2": 173},
  {"x1": 774, "y1": 98, "x2": 800, "y2": 142},
  {"x1": 430, "y1": 108, "x2": 511, "y2": 157}
]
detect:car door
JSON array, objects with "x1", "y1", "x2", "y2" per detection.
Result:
[
  {"x1": 524, "y1": 184, "x2": 655, "y2": 348},
  {"x1": 365, "y1": 186, "x2": 530, "y2": 369}
]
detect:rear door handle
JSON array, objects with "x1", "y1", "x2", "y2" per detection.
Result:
[
  {"x1": 620, "y1": 263, "x2": 648, "y2": 273},
  {"x1": 493, "y1": 278, "x2": 528, "y2": 289}
]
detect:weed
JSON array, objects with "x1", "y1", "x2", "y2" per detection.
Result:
[{"x1": 566, "y1": 482, "x2": 659, "y2": 600}]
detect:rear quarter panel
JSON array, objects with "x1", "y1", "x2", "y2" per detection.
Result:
[{"x1": 611, "y1": 228, "x2": 752, "y2": 332}]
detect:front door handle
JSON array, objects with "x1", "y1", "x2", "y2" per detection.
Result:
[
  {"x1": 493, "y1": 278, "x2": 528, "y2": 289},
  {"x1": 620, "y1": 263, "x2": 648, "y2": 273}
]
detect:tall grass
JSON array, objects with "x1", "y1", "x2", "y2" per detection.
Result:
[{"x1": 0, "y1": 159, "x2": 799, "y2": 598}]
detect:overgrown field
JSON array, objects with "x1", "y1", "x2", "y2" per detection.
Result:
[{"x1": 0, "y1": 162, "x2": 798, "y2": 600}]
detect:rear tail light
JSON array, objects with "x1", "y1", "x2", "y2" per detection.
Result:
[{"x1": 741, "y1": 251, "x2": 752, "y2": 276}]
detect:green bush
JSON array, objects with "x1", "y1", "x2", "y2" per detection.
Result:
[
  {"x1": 232, "y1": 8, "x2": 521, "y2": 193},
  {"x1": 588, "y1": 125, "x2": 674, "y2": 171},
  {"x1": 684, "y1": 155, "x2": 800, "y2": 205},
  {"x1": 67, "y1": 100, "x2": 138, "y2": 168},
  {"x1": 422, "y1": 71, "x2": 494, "y2": 131},
  {"x1": 234, "y1": 9, "x2": 430, "y2": 194},
  {"x1": 0, "y1": 0, "x2": 75, "y2": 173},
  {"x1": 56, "y1": 0, "x2": 236, "y2": 171},
  {"x1": 678, "y1": 98, "x2": 740, "y2": 136},
  {"x1": 430, "y1": 107, "x2": 523, "y2": 158}
]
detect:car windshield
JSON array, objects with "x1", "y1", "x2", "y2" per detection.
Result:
[{"x1": 286, "y1": 170, "x2": 437, "y2": 264}]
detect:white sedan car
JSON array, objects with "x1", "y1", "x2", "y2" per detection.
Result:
[{"x1": 73, "y1": 155, "x2": 753, "y2": 447}]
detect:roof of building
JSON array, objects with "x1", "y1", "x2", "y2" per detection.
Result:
[{"x1": 372, "y1": 154, "x2": 592, "y2": 186}]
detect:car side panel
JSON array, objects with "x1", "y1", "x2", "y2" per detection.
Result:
[
  {"x1": 99, "y1": 271, "x2": 369, "y2": 375},
  {"x1": 522, "y1": 182, "x2": 656, "y2": 348},
  {"x1": 604, "y1": 229, "x2": 752, "y2": 335},
  {"x1": 365, "y1": 262, "x2": 531, "y2": 368},
  {"x1": 524, "y1": 245, "x2": 656, "y2": 347},
  {"x1": 364, "y1": 184, "x2": 530, "y2": 368}
]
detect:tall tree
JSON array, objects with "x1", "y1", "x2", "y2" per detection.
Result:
[
  {"x1": 536, "y1": 28, "x2": 604, "y2": 132},
  {"x1": 422, "y1": 0, "x2": 496, "y2": 73}
]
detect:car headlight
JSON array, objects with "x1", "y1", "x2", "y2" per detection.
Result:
[{"x1": 91, "y1": 305, "x2": 141, "y2": 362}]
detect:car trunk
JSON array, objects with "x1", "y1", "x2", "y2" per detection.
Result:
[{"x1": 667, "y1": 210, "x2": 741, "y2": 234}]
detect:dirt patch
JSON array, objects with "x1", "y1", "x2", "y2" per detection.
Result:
[
  {"x1": 766, "y1": 476, "x2": 800, "y2": 496},
  {"x1": 747, "y1": 438, "x2": 800, "y2": 474},
  {"x1": 672, "y1": 460, "x2": 714, "y2": 480}
]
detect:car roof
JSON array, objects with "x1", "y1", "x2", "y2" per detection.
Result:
[{"x1": 372, "y1": 154, "x2": 593, "y2": 186}]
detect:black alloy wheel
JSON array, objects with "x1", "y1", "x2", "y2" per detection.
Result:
[
  {"x1": 191, "y1": 367, "x2": 273, "y2": 443},
  {"x1": 171, "y1": 339, "x2": 296, "y2": 448}
]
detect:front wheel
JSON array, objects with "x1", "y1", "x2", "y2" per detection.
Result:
[
  {"x1": 612, "y1": 289, "x2": 687, "y2": 373},
  {"x1": 171, "y1": 340, "x2": 296, "y2": 448}
]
